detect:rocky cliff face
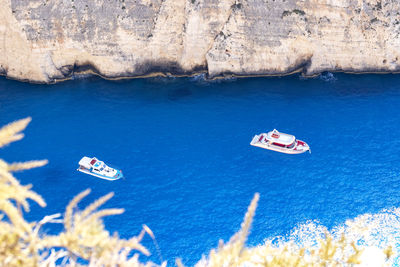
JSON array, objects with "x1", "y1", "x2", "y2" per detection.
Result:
[{"x1": 1, "y1": 0, "x2": 399, "y2": 83}]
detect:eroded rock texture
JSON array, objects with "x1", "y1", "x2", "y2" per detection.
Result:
[{"x1": 0, "y1": 0, "x2": 399, "y2": 82}]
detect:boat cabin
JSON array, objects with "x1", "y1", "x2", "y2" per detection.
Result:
[
  {"x1": 265, "y1": 129, "x2": 296, "y2": 148},
  {"x1": 78, "y1": 156, "x2": 105, "y2": 171}
]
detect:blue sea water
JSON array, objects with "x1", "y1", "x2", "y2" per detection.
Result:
[{"x1": 1, "y1": 73, "x2": 400, "y2": 264}]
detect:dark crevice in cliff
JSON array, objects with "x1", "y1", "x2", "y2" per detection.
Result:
[
  {"x1": 72, "y1": 64, "x2": 101, "y2": 77},
  {"x1": 50, "y1": 61, "x2": 208, "y2": 82},
  {"x1": 208, "y1": 57, "x2": 313, "y2": 79},
  {"x1": 45, "y1": 63, "x2": 102, "y2": 83},
  {"x1": 134, "y1": 60, "x2": 206, "y2": 76}
]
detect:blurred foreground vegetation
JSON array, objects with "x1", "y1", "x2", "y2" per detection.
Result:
[{"x1": 0, "y1": 118, "x2": 394, "y2": 266}]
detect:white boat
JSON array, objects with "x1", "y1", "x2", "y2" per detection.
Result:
[
  {"x1": 250, "y1": 129, "x2": 310, "y2": 154},
  {"x1": 77, "y1": 157, "x2": 123, "y2": 181}
]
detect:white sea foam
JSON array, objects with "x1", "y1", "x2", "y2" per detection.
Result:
[
  {"x1": 319, "y1": 72, "x2": 337, "y2": 82},
  {"x1": 71, "y1": 73, "x2": 93, "y2": 80},
  {"x1": 189, "y1": 73, "x2": 207, "y2": 82},
  {"x1": 266, "y1": 208, "x2": 400, "y2": 266},
  {"x1": 189, "y1": 73, "x2": 238, "y2": 84}
]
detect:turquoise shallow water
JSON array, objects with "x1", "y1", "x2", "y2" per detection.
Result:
[{"x1": 1, "y1": 73, "x2": 400, "y2": 264}]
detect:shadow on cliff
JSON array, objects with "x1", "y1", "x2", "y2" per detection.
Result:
[{"x1": 56, "y1": 60, "x2": 208, "y2": 83}]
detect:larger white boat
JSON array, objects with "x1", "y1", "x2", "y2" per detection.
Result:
[
  {"x1": 77, "y1": 157, "x2": 123, "y2": 181},
  {"x1": 250, "y1": 129, "x2": 310, "y2": 154}
]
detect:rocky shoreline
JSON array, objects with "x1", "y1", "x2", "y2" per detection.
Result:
[{"x1": 1, "y1": 0, "x2": 400, "y2": 83}]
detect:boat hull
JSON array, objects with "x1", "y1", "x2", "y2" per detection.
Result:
[
  {"x1": 250, "y1": 134, "x2": 310, "y2": 154},
  {"x1": 77, "y1": 168, "x2": 123, "y2": 181}
]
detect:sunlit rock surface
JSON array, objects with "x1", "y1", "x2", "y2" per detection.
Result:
[{"x1": 1, "y1": 0, "x2": 400, "y2": 82}]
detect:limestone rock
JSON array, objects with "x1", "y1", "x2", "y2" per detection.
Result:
[{"x1": 1, "y1": 0, "x2": 400, "y2": 83}]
